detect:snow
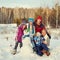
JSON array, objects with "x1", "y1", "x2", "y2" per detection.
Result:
[{"x1": 0, "y1": 24, "x2": 60, "y2": 60}]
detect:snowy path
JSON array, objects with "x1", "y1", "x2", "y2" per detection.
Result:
[{"x1": 0, "y1": 25, "x2": 60, "y2": 60}]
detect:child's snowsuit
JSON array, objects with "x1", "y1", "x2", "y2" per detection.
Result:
[
  {"x1": 33, "y1": 35, "x2": 49, "y2": 56},
  {"x1": 14, "y1": 25, "x2": 24, "y2": 50}
]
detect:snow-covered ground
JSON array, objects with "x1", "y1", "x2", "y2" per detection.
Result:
[{"x1": 0, "y1": 24, "x2": 60, "y2": 60}]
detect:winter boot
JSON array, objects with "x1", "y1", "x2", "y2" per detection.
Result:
[
  {"x1": 46, "y1": 51, "x2": 50, "y2": 56},
  {"x1": 12, "y1": 49, "x2": 17, "y2": 55},
  {"x1": 41, "y1": 49, "x2": 50, "y2": 56}
]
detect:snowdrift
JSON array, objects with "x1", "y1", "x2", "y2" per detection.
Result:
[{"x1": 0, "y1": 24, "x2": 60, "y2": 60}]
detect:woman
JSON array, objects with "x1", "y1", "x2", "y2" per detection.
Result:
[{"x1": 34, "y1": 16, "x2": 51, "y2": 47}]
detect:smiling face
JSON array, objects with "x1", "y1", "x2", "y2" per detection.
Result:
[
  {"x1": 36, "y1": 19, "x2": 41, "y2": 25},
  {"x1": 42, "y1": 29, "x2": 46, "y2": 36}
]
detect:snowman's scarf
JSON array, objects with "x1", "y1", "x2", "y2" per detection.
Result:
[{"x1": 27, "y1": 24, "x2": 34, "y2": 34}]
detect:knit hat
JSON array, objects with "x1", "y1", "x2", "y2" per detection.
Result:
[
  {"x1": 18, "y1": 22, "x2": 27, "y2": 30},
  {"x1": 28, "y1": 18, "x2": 34, "y2": 23},
  {"x1": 20, "y1": 22, "x2": 26, "y2": 27},
  {"x1": 22, "y1": 18, "x2": 27, "y2": 23},
  {"x1": 36, "y1": 16, "x2": 42, "y2": 22}
]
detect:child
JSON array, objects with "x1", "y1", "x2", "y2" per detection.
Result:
[
  {"x1": 33, "y1": 32, "x2": 50, "y2": 56},
  {"x1": 12, "y1": 23, "x2": 27, "y2": 55},
  {"x1": 42, "y1": 29, "x2": 50, "y2": 47}
]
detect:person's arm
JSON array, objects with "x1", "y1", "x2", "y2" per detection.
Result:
[
  {"x1": 42, "y1": 37, "x2": 47, "y2": 45},
  {"x1": 46, "y1": 31, "x2": 51, "y2": 39},
  {"x1": 42, "y1": 40, "x2": 47, "y2": 45},
  {"x1": 41, "y1": 24, "x2": 51, "y2": 39}
]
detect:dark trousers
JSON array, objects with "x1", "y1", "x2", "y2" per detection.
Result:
[
  {"x1": 35, "y1": 43, "x2": 49, "y2": 56},
  {"x1": 36, "y1": 45, "x2": 43, "y2": 56},
  {"x1": 41, "y1": 43, "x2": 49, "y2": 51},
  {"x1": 14, "y1": 41, "x2": 22, "y2": 50}
]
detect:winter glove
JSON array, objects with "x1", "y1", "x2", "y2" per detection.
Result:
[{"x1": 20, "y1": 42, "x2": 23, "y2": 48}]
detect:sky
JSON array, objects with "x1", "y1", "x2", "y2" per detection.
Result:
[{"x1": 0, "y1": 0, "x2": 60, "y2": 8}]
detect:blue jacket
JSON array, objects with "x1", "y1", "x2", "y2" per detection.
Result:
[{"x1": 33, "y1": 35, "x2": 45, "y2": 46}]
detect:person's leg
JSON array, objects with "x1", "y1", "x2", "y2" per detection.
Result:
[
  {"x1": 12, "y1": 41, "x2": 18, "y2": 54},
  {"x1": 19, "y1": 42, "x2": 23, "y2": 48},
  {"x1": 41, "y1": 43, "x2": 50, "y2": 56},
  {"x1": 14, "y1": 41, "x2": 18, "y2": 50},
  {"x1": 41, "y1": 43, "x2": 49, "y2": 51},
  {"x1": 36, "y1": 46, "x2": 43, "y2": 56}
]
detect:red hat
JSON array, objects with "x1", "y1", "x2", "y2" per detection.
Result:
[{"x1": 36, "y1": 16, "x2": 42, "y2": 22}]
